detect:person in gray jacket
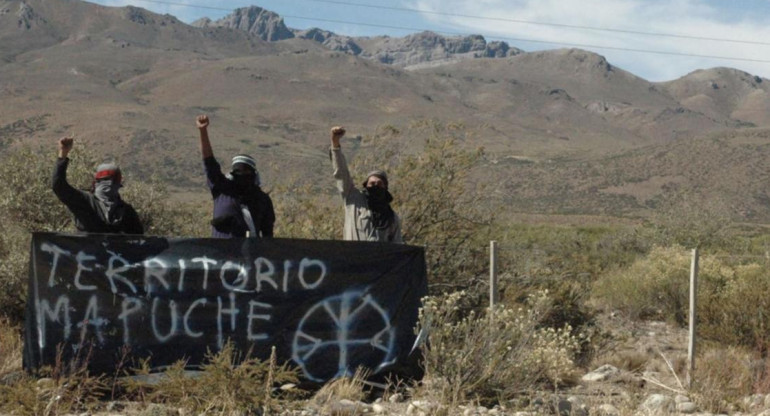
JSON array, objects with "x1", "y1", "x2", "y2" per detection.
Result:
[{"x1": 330, "y1": 126, "x2": 403, "y2": 243}]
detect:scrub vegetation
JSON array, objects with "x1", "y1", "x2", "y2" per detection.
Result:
[{"x1": 2, "y1": 124, "x2": 770, "y2": 413}]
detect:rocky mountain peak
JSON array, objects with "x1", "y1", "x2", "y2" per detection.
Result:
[
  {"x1": 123, "y1": 6, "x2": 155, "y2": 25},
  {"x1": 192, "y1": 6, "x2": 521, "y2": 67},
  {"x1": 686, "y1": 67, "x2": 764, "y2": 85},
  {"x1": 358, "y1": 31, "x2": 521, "y2": 66},
  {"x1": 190, "y1": 16, "x2": 212, "y2": 27},
  {"x1": 414, "y1": 32, "x2": 485, "y2": 53},
  {"x1": 399, "y1": 31, "x2": 518, "y2": 57},
  {"x1": 198, "y1": 6, "x2": 294, "y2": 41},
  {"x1": 562, "y1": 49, "x2": 613, "y2": 72}
]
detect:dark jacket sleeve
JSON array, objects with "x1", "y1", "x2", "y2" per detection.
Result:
[
  {"x1": 260, "y1": 193, "x2": 275, "y2": 238},
  {"x1": 52, "y1": 157, "x2": 92, "y2": 212},
  {"x1": 122, "y1": 205, "x2": 145, "y2": 235},
  {"x1": 203, "y1": 156, "x2": 227, "y2": 195}
]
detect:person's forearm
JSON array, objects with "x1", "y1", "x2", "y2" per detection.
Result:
[
  {"x1": 52, "y1": 157, "x2": 79, "y2": 201},
  {"x1": 52, "y1": 157, "x2": 68, "y2": 190},
  {"x1": 58, "y1": 150, "x2": 69, "y2": 159},
  {"x1": 199, "y1": 128, "x2": 213, "y2": 159},
  {"x1": 331, "y1": 147, "x2": 355, "y2": 197}
]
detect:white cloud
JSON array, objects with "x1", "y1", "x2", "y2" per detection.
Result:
[
  {"x1": 408, "y1": 0, "x2": 770, "y2": 81},
  {"x1": 86, "y1": 0, "x2": 770, "y2": 80}
]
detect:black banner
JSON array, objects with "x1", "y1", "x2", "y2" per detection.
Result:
[{"x1": 24, "y1": 233, "x2": 427, "y2": 381}]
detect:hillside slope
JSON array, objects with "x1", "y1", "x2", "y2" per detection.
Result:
[{"x1": 2, "y1": 0, "x2": 770, "y2": 220}]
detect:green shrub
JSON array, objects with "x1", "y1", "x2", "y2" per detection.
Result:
[
  {"x1": 593, "y1": 245, "x2": 770, "y2": 350},
  {"x1": 0, "y1": 146, "x2": 97, "y2": 232},
  {"x1": 593, "y1": 245, "x2": 691, "y2": 324},
  {"x1": 0, "y1": 224, "x2": 28, "y2": 322},
  {"x1": 494, "y1": 224, "x2": 648, "y2": 366},
  {"x1": 272, "y1": 181, "x2": 339, "y2": 240},
  {"x1": 0, "y1": 146, "x2": 209, "y2": 322},
  {"x1": 120, "y1": 177, "x2": 209, "y2": 238},
  {"x1": 349, "y1": 123, "x2": 493, "y2": 288},
  {"x1": 416, "y1": 290, "x2": 580, "y2": 406},
  {"x1": 498, "y1": 223, "x2": 651, "y2": 287},
  {"x1": 698, "y1": 262, "x2": 770, "y2": 349}
]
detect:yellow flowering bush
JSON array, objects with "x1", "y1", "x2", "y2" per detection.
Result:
[{"x1": 416, "y1": 290, "x2": 580, "y2": 405}]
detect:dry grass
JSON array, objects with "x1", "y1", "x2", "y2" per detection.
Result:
[
  {"x1": 309, "y1": 367, "x2": 370, "y2": 412},
  {"x1": 0, "y1": 343, "x2": 109, "y2": 416},
  {"x1": 2, "y1": 340, "x2": 300, "y2": 414},
  {"x1": 692, "y1": 347, "x2": 759, "y2": 413},
  {"x1": 122, "y1": 343, "x2": 301, "y2": 415},
  {"x1": 599, "y1": 350, "x2": 650, "y2": 373},
  {"x1": 0, "y1": 318, "x2": 22, "y2": 377}
]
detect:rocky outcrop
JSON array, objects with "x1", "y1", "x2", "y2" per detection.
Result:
[
  {"x1": 15, "y1": 1, "x2": 46, "y2": 30},
  {"x1": 295, "y1": 27, "x2": 334, "y2": 43},
  {"x1": 483, "y1": 41, "x2": 512, "y2": 58},
  {"x1": 123, "y1": 6, "x2": 155, "y2": 25},
  {"x1": 322, "y1": 35, "x2": 362, "y2": 55},
  {"x1": 190, "y1": 17, "x2": 212, "y2": 28},
  {"x1": 358, "y1": 31, "x2": 522, "y2": 66},
  {"x1": 203, "y1": 5, "x2": 521, "y2": 67},
  {"x1": 581, "y1": 364, "x2": 620, "y2": 382},
  {"x1": 194, "y1": 6, "x2": 294, "y2": 41}
]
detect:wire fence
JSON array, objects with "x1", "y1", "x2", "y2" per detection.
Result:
[
  {"x1": 419, "y1": 239, "x2": 770, "y2": 389},
  {"x1": 419, "y1": 239, "x2": 770, "y2": 298}
]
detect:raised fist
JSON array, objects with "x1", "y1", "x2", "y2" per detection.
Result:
[
  {"x1": 330, "y1": 126, "x2": 345, "y2": 147},
  {"x1": 196, "y1": 115, "x2": 210, "y2": 129},
  {"x1": 331, "y1": 126, "x2": 346, "y2": 138},
  {"x1": 58, "y1": 137, "x2": 74, "y2": 158}
]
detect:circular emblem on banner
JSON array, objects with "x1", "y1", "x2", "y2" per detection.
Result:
[{"x1": 292, "y1": 291, "x2": 396, "y2": 382}]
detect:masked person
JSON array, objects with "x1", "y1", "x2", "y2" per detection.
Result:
[
  {"x1": 52, "y1": 137, "x2": 144, "y2": 235},
  {"x1": 329, "y1": 126, "x2": 402, "y2": 243},
  {"x1": 196, "y1": 115, "x2": 275, "y2": 238}
]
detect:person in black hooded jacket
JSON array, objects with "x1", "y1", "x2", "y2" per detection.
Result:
[
  {"x1": 196, "y1": 115, "x2": 275, "y2": 238},
  {"x1": 52, "y1": 137, "x2": 144, "y2": 235}
]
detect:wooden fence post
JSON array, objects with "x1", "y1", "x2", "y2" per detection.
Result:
[
  {"x1": 490, "y1": 241, "x2": 498, "y2": 308},
  {"x1": 687, "y1": 247, "x2": 699, "y2": 390}
]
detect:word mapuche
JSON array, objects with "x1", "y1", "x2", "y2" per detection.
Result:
[{"x1": 35, "y1": 242, "x2": 329, "y2": 349}]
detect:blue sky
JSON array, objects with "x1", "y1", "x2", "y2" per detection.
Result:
[{"x1": 89, "y1": 0, "x2": 770, "y2": 82}]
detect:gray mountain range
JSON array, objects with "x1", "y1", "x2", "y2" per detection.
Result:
[{"x1": 191, "y1": 6, "x2": 521, "y2": 67}]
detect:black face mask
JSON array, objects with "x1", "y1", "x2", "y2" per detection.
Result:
[
  {"x1": 363, "y1": 186, "x2": 395, "y2": 229},
  {"x1": 364, "y1": 186, "x2": 393, "y2": 205},
  {"x1": 232, "y1": 173, "x2": 256, "y2": 193}
]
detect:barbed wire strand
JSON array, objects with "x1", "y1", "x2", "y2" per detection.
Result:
[
  {"x1": 122, "y1": 0, "x2": 770, "y2": 64},
  {"x1": 288, "y1": 0, "x2": 770, "y2": 47}
]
